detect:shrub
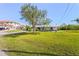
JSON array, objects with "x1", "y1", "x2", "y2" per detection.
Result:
[
  {"x1": 26, "y1": 26, "x2": 32, "y2": 31},
  {"x1": 59, "y1": 24, "x2": 79, "y2": 30}
]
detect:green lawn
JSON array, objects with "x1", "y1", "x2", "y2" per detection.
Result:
[{"x1": 0, "y1": 30, "x2": 79, "y2": 56}]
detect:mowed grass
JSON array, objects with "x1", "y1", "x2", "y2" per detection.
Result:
[{"x1": 0, "y1": 30, "x2": 79, "y2": 56}]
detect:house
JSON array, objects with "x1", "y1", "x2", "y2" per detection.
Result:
[
  {"x1": 0, "y1": 20, "x2": 23, "y2": 30},
  {"x1": 28, "y1": 25, "x2": 58, "y2": 31},
  {"x1": 36, "y1": 25, "x2": 58, "y2": 31}
]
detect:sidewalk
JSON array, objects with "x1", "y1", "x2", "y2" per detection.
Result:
[{"x1": 0, "y1": 31, "x2": 27, "y2": 36}]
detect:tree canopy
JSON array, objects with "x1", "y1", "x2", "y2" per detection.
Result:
[
  {"x1": 20, "y1": 4, "x2": 51, "y2": 32},
  {"x1": 72, "y1": 18, "x2": 79, "y2": 24}
]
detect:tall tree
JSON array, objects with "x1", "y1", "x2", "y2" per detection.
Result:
[{"x1": 20, "y1": 4, "x2": 47, "y2": 32}]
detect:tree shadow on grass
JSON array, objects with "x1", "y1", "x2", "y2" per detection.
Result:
[
  {"x1": 2, "y1": 49, "x2": 57, "y2": 56},
  {"x1": 3, "y1": 32, "x2": 40, "y2": 38}
]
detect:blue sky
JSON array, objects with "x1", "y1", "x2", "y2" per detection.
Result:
[{"x1": 0, "y1": 3, "x2": 79, "y2": 26}]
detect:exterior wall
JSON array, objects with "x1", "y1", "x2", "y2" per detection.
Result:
[{"x1": 36, "y1": 27, "x2": 57, "y2": 31}]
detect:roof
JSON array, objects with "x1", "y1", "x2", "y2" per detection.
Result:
[
  {"x1": 0, "y1": 20, "x2": 13, "y2": 23},
  {"x1": 0, "y1": 20, "x2": 21, "y2": 24}
]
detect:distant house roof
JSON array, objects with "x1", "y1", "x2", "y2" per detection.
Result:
[
  {"x1": 0, "y1": 20, "x2": 12, "y2": 23},
  {"x1": 0, "y1": 20, "x2": 21, "y2": 24}
]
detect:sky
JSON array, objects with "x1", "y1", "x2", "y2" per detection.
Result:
[{"x1": 0, "y1": 3, "x2": 79, "y2": 26}]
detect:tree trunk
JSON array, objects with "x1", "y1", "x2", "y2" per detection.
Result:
[
  {"x1": 32, "y1": 23, "x2": 36, "y2": 33},
  {"x1": 32, "y1": 19, "x2": 36, "y2": 33}
]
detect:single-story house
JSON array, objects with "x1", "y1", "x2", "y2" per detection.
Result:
[
  {"x1": 36, "y1": 25, "x2": 58, "y2": 31},
  {"x1": 28, "y1": 25, "x2": 58, "y2": 31}
]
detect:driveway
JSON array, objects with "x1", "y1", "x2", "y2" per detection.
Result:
[{"x1": 0, "y1": 31, "x2": 8, "y2": 36}]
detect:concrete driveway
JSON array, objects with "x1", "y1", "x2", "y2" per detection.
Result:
[{"x1": 0, "y1": 31, "x2": 8, "y2": 36}]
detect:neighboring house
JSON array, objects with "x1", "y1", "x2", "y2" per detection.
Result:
[
  {"x1": 28, "y1": 25, "x2": 58, "y2": 31},
  {"x1": 36, "y1": 25, "x2": 58, "y2": 31},
  {"x1": 0, "y1": 20, "x2": 23, "y2": 30}
]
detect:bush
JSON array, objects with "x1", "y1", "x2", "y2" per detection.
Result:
[
  {"x1": 59, "y1": 25, "x2": 79, "y2": 30},
  {"x1": 26, "y1": 26, "x2": 32, "y2": 31}
]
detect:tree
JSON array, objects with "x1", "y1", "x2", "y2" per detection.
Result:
[
  {"x1": 20, "y1": 4, "x2": 47, "y2": 33},
  {"x1": 36, "y1": 17, "x2": 51, "y2": 26},
  {"x1": 73, "y1": 18, "x2": 79, "y2": 24},
  {"x1": 36, "y1": 17, "x2": 51, "y2": 31},
  {"x1": 43, "y1": 18, "x2": 52, "y2": 31},
  {"x1": 43, "y1": 18, "x2": 51, "y2": 25}
]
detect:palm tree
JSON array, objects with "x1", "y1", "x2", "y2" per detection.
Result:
[{"x1": 73, "y1": 18, "x2": 79, "y2": 24}]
